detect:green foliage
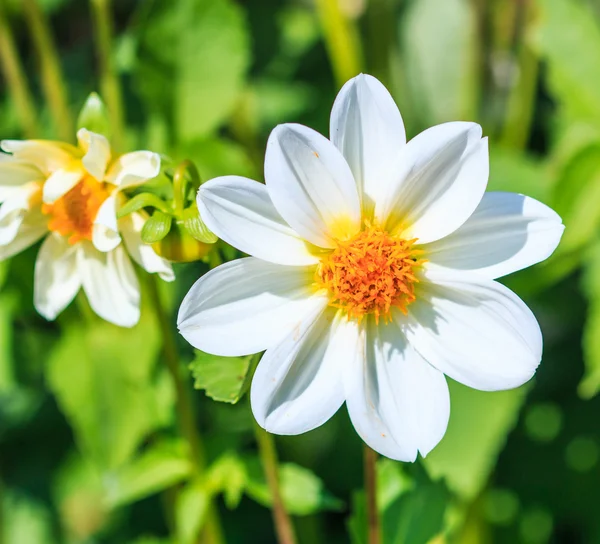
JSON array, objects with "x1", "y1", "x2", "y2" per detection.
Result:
[
  {"x1": 580, "y1": 240, "x2": 600, "y2": 397},
  {"x1": 117, "y1": 193, "x2": 171, "y2": 218},
  {"x1": 2, "y1": 493, "x2": 54, "y2": 544},
  {"x1": 182, "y1": 205, "x2": 218, "y2": 244},
  {"x1": 76, "y1": 93, "x2": 111, "y2": 139},
  {"x1": 190, "y1": 351, "x2": 253, "y2": 404},
  {"x1": 176, "y1": 479, "x2": 210, "y2": 544},
  {"x1": 141, "y1": 210, "x2": 173, "y2": 243}
]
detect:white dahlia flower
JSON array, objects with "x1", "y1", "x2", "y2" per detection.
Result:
[
  {"x1": 178, "y1": 74, "x2": 564, "y2": 461},
  {"x1": 0, "y1": 129, "x2": 174, "y2": 327}
]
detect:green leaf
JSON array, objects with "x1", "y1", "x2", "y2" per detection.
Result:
[
  {"x1": 105, "y1": 440, "x2": 192, "y2": 508},
  {"x1": 189, "y1": 351, "x2": 252, "y2": 404},
  {"x1": 141, "y1": 211, "x2": 173, "y2": 244},
  {"x1": 3, "y1": 493, "x2": 55, "y2": 544},
  {"x1": 182, "y1": 205, "x2": 218, "y2": 244},
  {"x1": 176, "y1": 479, "x2": 210, "y2": 544},
  {"x1": 76, "y1": 93, "x2": 111, "y2": 139},
  {"x1": 117, "y1": 193, "x2": 170, "y2": 219},
  {"x1": 533, "y1": 0, "x2": 600, "y2": 121},
  {"x1": 205, "y1": 453, "x2": 247, "y2": 509},
  {"x1": 402, "y1": 0, "x2": 478, "y2": 126},
  {"x1": 423, "y1": 380, "x2": 528, "y2": 500},
  {"x1": 244, "y1": 457, "x2": 344, "y2": 515},
  {"x1": 175, "y1": 0, "x2": 251, "y2": 142},
  {"x1": 46, "y1": 313, "x2": 165, "y2": 469}
]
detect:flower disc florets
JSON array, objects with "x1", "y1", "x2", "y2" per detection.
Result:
[{"x1": 316, "y1": 224, "x2": 423, "y2": 322}]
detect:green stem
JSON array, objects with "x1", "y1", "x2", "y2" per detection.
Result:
[
  {"x1": 314, "y1": 0, "x2": 363, "y2": 87},
  {"x1": 22, "y1": 0, "x2": 72, "y2": 141},
  {"x1": 364, "y1": 444, "x2": 380, "y2": 544},
  {"x1": 253, "y1": 422, "x2": 297, "y2": 544},
  {"x1": 147, "y1": 276, "x2": 224, "y2": 544},
  {"x1": 0, "y1": 1, "x2": 39, "y2": 138},
  {"x1": 90, "y1": 0, "x2": 125, "y2": 150}
]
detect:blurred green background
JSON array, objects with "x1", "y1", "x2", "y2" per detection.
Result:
[{"x1": 0, "y1": 0, "x2": 599, "y2": 542}]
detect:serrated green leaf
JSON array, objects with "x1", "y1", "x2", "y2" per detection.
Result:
[
  {"x1": 117, "y1": 193, "x2": 170, "y2": 219},
  {"x1": 189, "y1": 351, "x2": 252, "y2": 404},
  {"x1": 423, "y1": 380, "x2": 528, "y2": 500},
  {"x1": 105, "y1": 440, "x2": 192, "y2": 508},
  {"x1": 76, "y1": 93, "x2": 111, "y2": 138},
  {"x1": 244, "y1": 457, "x2": 344, "y2": 515},
  {"x1": 141, "y1": 211, "x2": 173, "y2": 244},
  {"x1": 182, "y1": 205, "x2": 218, "y2": 243},
  {"x1": 175, "y1": 0, "x2": 251, "y2": 141},
  {"x1": 175, "y1": 479, "x2": 210, "y2": 544}
]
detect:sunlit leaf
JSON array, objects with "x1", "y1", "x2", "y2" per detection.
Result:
[
  {"x1": 176, "y1": 479, "x2": 210, "y2": 544},
  {"x1": 189, "y1": 351, "x2": 252, "y2": 404}
]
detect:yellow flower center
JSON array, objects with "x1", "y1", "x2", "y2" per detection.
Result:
[
  {"x1": 315, "y1": 224, "x2": 424, "y2": 323},
  {"x1": 42, "y1": 175, "x2": 110, "y2": 245}
]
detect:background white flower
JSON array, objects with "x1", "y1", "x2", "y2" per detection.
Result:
[
  {"x1": 0, "y1": 129, "x2": 174, "y2": 327},
  {"x1": 178, "y1": 74, "x2": 564, "y2": 461}
]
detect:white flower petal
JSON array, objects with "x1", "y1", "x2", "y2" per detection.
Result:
[
  {"x1": 77, "y1": 128, "x2": 111, "y2": 181},
  {"x1": 198, "y1": 176, "x2": 319, "y2": 266},
  {"x1": 0, "y1": 158, "x2": 44, "y2": 202},
  {"x1": 344, "y1": 317, "x2": 449, "y2": 461},
  {"x1": 79, "y1": 243, "x2": 141, "y2": 327},
  {"x1": 0, "y1": 211, "x2": 47, "y2": 261},
  {"x1": 105, "y1": 151, "x2": 161, "y2": 189},
  {"x1": 120, "y1": 211, "x2": 175, "y2": 281},
  {"x1": 424, "y1": 192, "x2": 565, "y2": 279},
  {"x1": 92, "y1": 195, "x2": 121, "y2": 252},
  {"x1": 330, "y1": 73, "x2": 406, "y2": 212},
  {"x1": 265, "y1": 123, "x2": 361, "y2": 247},
  {"x1": 376, "y1": 122, "x2": 488, "y2": 244},
  {"x1": 34, "y1": 233, "x2": 81, "y2": 320},
  {"x1": 1, "y1": 140, "x2": 79, "y2": 176},
  {"x1": 405, "y1": 272, "x2": 542, "y2": 391},
  {"x1": 178, "y1": 257, "x2": 325, "y2": 357},
  {"x1": 42, "y1": 165, "x2": 85, "y2": 204},
  {"x1": 251, "y1": 307, "x2": 348, "y2": 435},
  {"x1": 0, "y1": 182, "x2": 42, "y2": 245}
]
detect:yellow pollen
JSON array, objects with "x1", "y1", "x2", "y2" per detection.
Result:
[
  {"x1": 315, "y1": 224, "x2": 424, "y2": 323},
  {"x1": 42, "y1": 175, "x2": 110, "y2": 245}
]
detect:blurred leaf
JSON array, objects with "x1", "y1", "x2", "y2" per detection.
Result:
[
  {"x1": 533, "y1": 0, "x2": 600, "y2": 121},
  {"x1": 423, "y1": 380, "x2": 528, "y2": 500},
  {"x1": 347, "y1": 490, "x2": 367, "y2": 544},
  {"x1": 252, "y1": 80, "x2": 316, "y2": 128},
  {"x1": 142, "y1": 211, "x2": 173, "y2": 243},
  {"x1": 377, "y1": 459, "x2": 412, "y2": 512},
  {"x1": 105, "y1": 439, "x2": 192, "y2": 508},
  {"x1": 244, "y1": 457, "x2": 344, "y2": 515},
  {"x1": 205, "y1": 452, "x2": 247, "y2": 509},
  {"x1": 180, "y1": 137, "x2": 257, "y2": 180},
  {"x1": 46, "y1": 313, "x2": 163, "y2": 469},
  {"x1": 175, "y1": 0, "x2": 251, "y2": 142},
  {"x1": 580, "y1": 240, "x2": 600, "y2": 398},
  {"x1": 176, "y1": 479, "x2": 210, "y2": 544},
  {"x1": 402, "y1": 0, "x2": 478, "y2": 126},
  {"x1": 3, "y1": 493, "x2": 55, "y2": 544},
  {"x1": 77, "y1": 93, "x2": 111, "y2": 139},
  {"x1": 190, "y1": 351, "x2": 252, "y2": 404},
  {"x1": 182, "y1": 205, "x2": 218, "y2": 244},
  {"x1": 117, "y1": 193, "x2": 171, "y2": 219}
]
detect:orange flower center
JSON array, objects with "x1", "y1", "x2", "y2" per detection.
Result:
[
  {"x1": 42, "y1": 175, "x2": 111, "y2": 245},
  {"x1": 315, "y1": 224, "x2": 424, "y2": 323}
]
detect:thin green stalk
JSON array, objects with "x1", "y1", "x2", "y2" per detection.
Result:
[
  {"x1": 314, "y1": 0, "x2": 363, "y2": 87},
  {"x1": 22, "y1": 0, "x2": 72, "y2": 141},
  {"x1": 253, "y1": 422, "x2": 297, "y2": 544},
  {"x1": 147, "y1": 276, "x2": 224, "y2": 544},
  {"x1": 90, "y1": 0, "x2": 125, "y2": 150},
  {"x1": 0, "y1": 1, "x2": 39, "y2": 138},
  {"x1": 364, "y1": 445, "x2": 380, "y2": 544}
]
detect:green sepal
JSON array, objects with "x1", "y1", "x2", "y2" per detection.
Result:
[
  {"x1": 182, "y1": 205, "x2": 218, "y2": 244},
  {"x1": 141, "y1": 211, "x2": 173, "y2": 244},
  {"x1": 76, "y1": 93, "x2": 111, "y2": 138}
]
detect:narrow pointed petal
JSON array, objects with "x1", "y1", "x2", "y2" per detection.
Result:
[
  {"x1": 79, "y1": 243, "x2": 141, "y2": 327},
  {"x1": 178, "y1": 257, "x2": 325, "y2": 357},
  {"x1": 198, "y1": 176, "x2": 319, "y2": 266},
  {"x1": 34, "y1": 233, "x2": 81, "y2": 320},
  {"x1": 1, "y1": 140, "x2": 79, "y2": 176},
  {"x1": 330, "y1": 74, "x2": 406, "y2": 211},
  {"x1": 251, "y1": 307, "x2": 348, "y2": 435},
  {"x1": 92, "y1": 195, "x2": 121, "y2": 252},
  {"x1": 265, "y1": 123, "x2": 361, "y2": 247},
  {"x1": 77, "y1": 128, "x2": 111, "y2": 181},
  {"x1": 120, "y1": 211, "x2": 175, "y2": 281},
  {"x1": 375, "y1": 122, "x2": 488, "y2": 244},
  {"x1": 105, "y1": 151, "x2": 161, "y2": 189},
  {"x1": 405, "y1": 272, "x2": 542, "y2": 391},
  {"x1": 424, "y1": 192, "x2": 565, "y2": 279},
  {"x1": 344, "y1": 317, "x2": 450, "y2": 461}
]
